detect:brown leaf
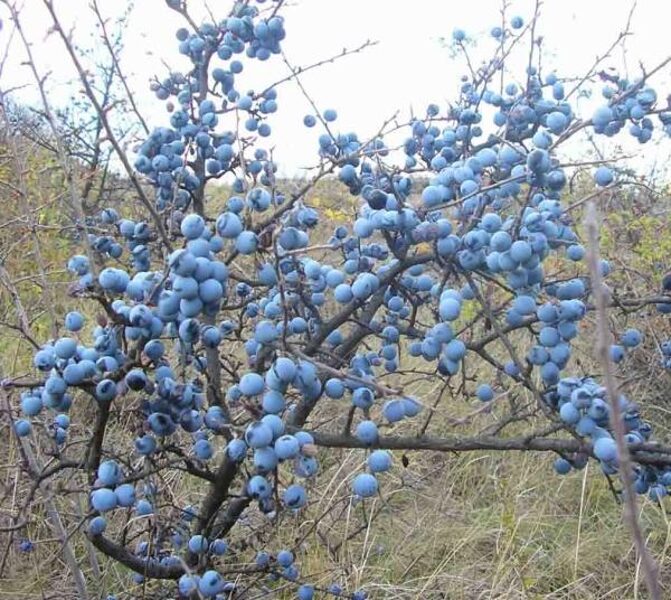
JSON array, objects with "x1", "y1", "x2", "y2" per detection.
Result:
[{"x1": 301, "y1": 443, "x2": 318, "y2": 457}]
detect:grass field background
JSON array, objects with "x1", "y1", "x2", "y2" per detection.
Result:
[{"x1": 2, "y1": 131, "x2": 671, "y2": 599}]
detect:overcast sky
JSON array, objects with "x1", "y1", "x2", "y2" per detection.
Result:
[{"x1": 2, "y1": 0, "x2": 671, "y2": 176}]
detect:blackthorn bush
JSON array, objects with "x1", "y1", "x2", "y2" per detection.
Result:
[{"x1": 4, "y1": 0, "x2": 671, "y2": 598}]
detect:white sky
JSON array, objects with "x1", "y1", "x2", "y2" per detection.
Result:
[{"x1": 2, "y1": 0, "x2": 671, "y2": 176}]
